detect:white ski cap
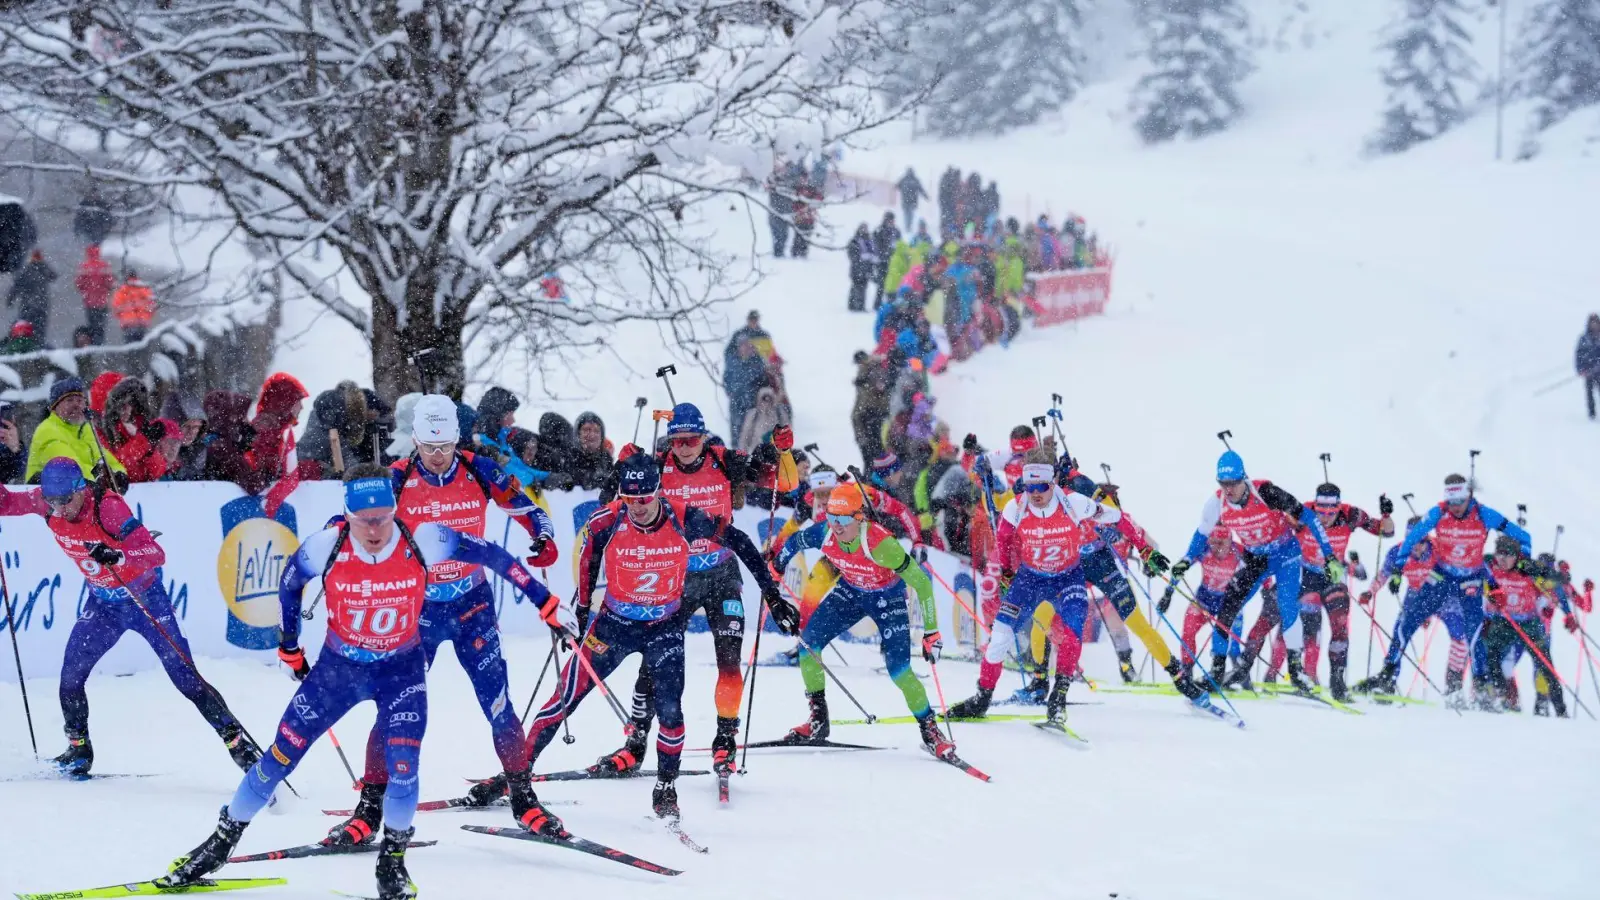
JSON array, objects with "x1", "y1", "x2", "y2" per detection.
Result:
[{"x1": 413, "y1": 394, "x2": 460, "y2": 443}]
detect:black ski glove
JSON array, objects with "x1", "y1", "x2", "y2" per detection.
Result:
[
  {"x1": 1157, "y1": 585, "x2": 1175, "y2": 616},
  {"x1": 1379, "y1": 494, "x2": 1394, "y2": 516},
  {"x1": 763, "y1": 585, "x2": 800, "y2": 635},
  {"x1": 1169, "y1": 558, "x2": 1192, "y2": 580},
  {"x1": 87, "y1": 542, "x2": 122, "y2": 567},
  {"x1": 1142, "y1": 549, "x2": 1170, "y2": 577}
]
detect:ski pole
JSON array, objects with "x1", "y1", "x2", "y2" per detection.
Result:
[
  {"x1": 649, "y1": 408, "x2": 672, "y2": 452},
  {"x1": 1532, "y1": 373, "x2": 1580, "y2": 397},
  {"x1": 1318, "y1": 452, "x2": 1331, "y2": 483},
  {"x1": 1347, "y1": 582, "x2": 1459, "y2": 714},
  {"x1": 1492, "y1": 609, "x2": 1594, "y2": 720},
  {"x1": 927, "y1": 656, "x2": 954, "y2": 741},
  {"x1": 738, "y1": 603, "x2": 768, "y2": 774},
  {"x1": 1364, "y1": 531, "x2": 1387, "y2": 681},
  {"x1": 106, "y1": 567, "x2": 303, "y2": 794},
  {"x1": 559, "y1": 627, "x2": 631, "y2": 724},
  {"x1": 797, "y1": 634, "x2": 877, "y2": 722},
  {"x1": 1216, "y1": 430, "x2": 1233, "y2": 451},
  {"x1": 323, "y1": 726, "x2": 359, "y2": 789},
  {"x1": 629, "y1": 397, "x2": 648, "y2": 445},
  {"x1": 654, "y1": 364, "x2": 679, "y2": 406},
  {"x1": 556, "y1": 639, "x2": 576, "y2": 745},
  {"x1": 0, "y1": 539, "x2": 37, "y2": 758},
  {"x1": 1138, "y1": 573, "x2": 1245, "y2": 724},
  {"x1": 520, "y1": 641, "x2": 559, "y2": 723}
]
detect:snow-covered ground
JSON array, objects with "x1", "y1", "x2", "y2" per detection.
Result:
[{"x1": 7, "y1": 2, "x2": 1600, "y2": 898}]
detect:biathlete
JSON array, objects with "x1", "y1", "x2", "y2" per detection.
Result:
[
  {"x1": 0, "y1": 459, "x2": 261, "y2": 776},
  {"x1": 159, "y1": 466, "x2": 570, "y2": 900},
  {"x1": 520, "y1": 454, "x2": 796, "y2": 820},
  {"x1": 774, "y1": 489, "x2": 954, "y2": 757},
  {"x1": 334, "y1": 395, "x2": 559, "y2": 843},
  {"x1": 946, "y1": 459, "x2": 1119, "y2": 722}
]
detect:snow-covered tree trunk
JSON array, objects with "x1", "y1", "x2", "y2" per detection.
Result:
[
  {"x1": 1370, "y1": 0, "x2": 1482, "y2": 155},
  {"x1": 1129, "y1": 0, "x2": 1254, "y2": 144},
  {"x1": 0, "y1": 0, "x2": 912, "y2": 400},
  {"x1": 1514, "y1": 0, "x2": 1600, "y2": 152}
]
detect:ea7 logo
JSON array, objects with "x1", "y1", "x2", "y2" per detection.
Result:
[{"x1": 292, "y1": 694, "x2": 319, "y2": 722}]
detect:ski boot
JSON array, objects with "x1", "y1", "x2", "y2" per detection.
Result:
[
  {"x1": 1017, "y1": 670, "x2": 1048, "y2": 704},
  {"x1": 1164, "y1": 660, "x2": 1206, "y2": 700},
  {"x1": 464, "y1": 772, "x2": 508, "y2": 806},
  {"x1": 1442, "y1": 667, "x2": 1465, "y2": 708},
  {"x1": 1534, "y1": 694, "x2": 1551, "y2": 717},
  {"x1": 374, "y1": 826, "x2": 418, "y2": 900},
  {"x1": 711, "y1": 717, "x2": 739, "y2": 777},
  {"x1": 159, "y1": 806, "x2": 248, "y2": 887},
  {"x1": 1116, "y1": 649, "x2": 1137, "y2": 684},
  {"x1": 508, "y1": 769, "x2": 567, "y2": 837},
  {"x1": 784, "y1": 690, "x2": 830, "y2": 743},
  {"x1": 1285, "y1": 650, "x2": 1315, "y2": 694},
  {"x1": 651, "y1": 778, "x2": 680, "y2": 820},
  {"x1": 917, "y1": 714, "x2": 955, "y2": 760},
  {"x1": 217, "y1": 722, "x2": 262, "y2": 772},
  {"x1": 53, "y1": 732, "x2": 93, "y2": 777},
  {"x1": 1352, "y1": 661, "x2": 1398, "y2": 696},
  {"x1": 1044, "y1": 673, "x2": 1072, "y2": 724},
  {"x1": 325, "y1": 781, "x2": 385, "y2": 846},
  {"x1": 1329, "y1": 667, "x2": 1349, "y2": 703},
  {"x1": 1503, "y1": 679, "x2": 1522, "y2": 713},
  {"x1": 946, "y1": 685, "x2": 993, "y2": 719},
  {"x1": 587, "y1": 721, "x2": 648, "y2": 777},
  {"x1": 1207, "y1": 656, "x2": 1228, "y2": 691}
]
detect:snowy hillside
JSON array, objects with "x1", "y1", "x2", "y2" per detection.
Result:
[{"x1": 6, "y1": 4, "x2": 1600, "y2": 900}]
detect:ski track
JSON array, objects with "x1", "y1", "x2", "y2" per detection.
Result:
[
  {"x1": 15, "y1": 4, "x2": 1600, "y2": 898},
  {"x1": 0, "y1": 634, "x2": 1597, "y2": 900}
]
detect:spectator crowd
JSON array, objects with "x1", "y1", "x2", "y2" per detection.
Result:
[{"x1": 3, "y1": 188, "x2": 164, "y2": 353}]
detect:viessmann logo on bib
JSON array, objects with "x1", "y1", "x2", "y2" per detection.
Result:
[
  {"x1": 423, "y1": 499, "x2": 479, "y2": 516},
  {"x1": 335, "y1": 577, "x2": 421, "y2": 597},
  {"x1": 619, "y1": 545, "x2": 679, "y2": 561}
]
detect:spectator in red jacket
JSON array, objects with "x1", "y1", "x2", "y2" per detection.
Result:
[
  {"x1": 98, "y1": 376, "x2": 169, "y2": 482},
  {"x1": 201, "y1": 390, "x2": 267, "y2": 491},
  {"x1": 75, "y1": 244, "x2": 114, "y2": 345},
  {"x1": 250, "y1": 371, "x2": 313, "y2": 515}
]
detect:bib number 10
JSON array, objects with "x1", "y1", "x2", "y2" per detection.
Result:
[{"x1": 347, "y1": 607, "x2": 408, "y2": 637}]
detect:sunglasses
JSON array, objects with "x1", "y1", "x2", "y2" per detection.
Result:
[
  {"x1": 622, "y1": 493, "x2": 657, "y2": 506},
  {"x1": 1218, "y1": 479, "x2": 1245, "y2": 489},
  {"x1": 44, "y1": 494, "x2": 76, "y2": 509},
  {"x1": 669, "y1": 435, "x2": 704, "y2": 447},
  {"x1": 1022, "y1": 482, "x2": 1053, "y2": 494},
  {"x1": 825, "y1": 513, "x2": 857, "y2": 528},
  {"x1": 416, "y1": 441, "x2": 454, "y2": 456}
]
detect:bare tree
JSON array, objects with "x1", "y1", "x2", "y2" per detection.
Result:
[{"x1": 0, "y1": 0, "x2": 913, "y2": 399}]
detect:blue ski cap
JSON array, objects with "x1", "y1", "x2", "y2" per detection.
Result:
[
  {"x1": 40, "y1": 457, "x2": 87, "y2": 499},
  {"x1": 617, "y1": 453, "x2": 662, "y2": 496},
  {"x1": 344, "y1": 476, "x2": 397, "y2": 514},
  {"x1": 666, "y1": 402, "x2": 706, "y2": 437},
  {"x1": 1216, "y1": 450, "x2": 1246, "y2": 483}
]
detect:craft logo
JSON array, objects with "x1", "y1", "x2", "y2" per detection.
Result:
[{"x1": 218, "y1": 496, "x2": 300, "y2": 651}]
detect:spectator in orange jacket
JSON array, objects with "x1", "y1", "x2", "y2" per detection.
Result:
[
  {"x1": 76, "y1": 245, "x2": 114, "y2": 345},
  {"x1": 112, "y1": 270, "x2": 155, "y2": 343}
]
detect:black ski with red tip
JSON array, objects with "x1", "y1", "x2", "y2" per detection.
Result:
[
  {"x1": 228, "y1": 840, "x2": 436, "y2": 863},
  {"x1": 461, "y1": 825, "x2": 681, "y2": 876}
]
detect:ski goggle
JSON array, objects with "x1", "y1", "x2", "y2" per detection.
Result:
[
  {"x1": 826, "y1": 513, "x2": 858, "y2": 528},
  {"x1": 348, "y1": 509, "x2": 395, "y2": 529},
  {"x1": 1022, "y1": 482, "x2": 1053, "y2": 494}
]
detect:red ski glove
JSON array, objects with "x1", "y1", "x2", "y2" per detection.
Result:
[
  {"x1": 526, "y1": 536, "x2": 559, "y2": 569},
  {"x1": 771, "y1": 424, "x2": 794, "y2": 451},
  {"x1": 1565, "y1": 613, "x2": 1580, "y2": 633},
  {"x1": 1358, "y1": 591, "x2": 1373, "y2": 608},
  {"x1": 278, "y1": 645, "x2": 310, "y2": 681}
]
